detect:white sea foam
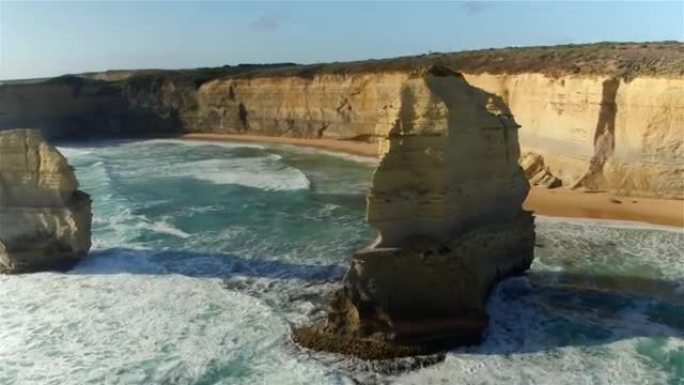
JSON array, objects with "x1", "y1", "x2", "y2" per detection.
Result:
[
  {"x1": 0, "y1": 273, "x2": 338, "y2": 385},
  {"x1": 393, "y1": 339, "x2": 669, "y2": 385},
  {"x1": 273, "y1": 143, "x2": 380, "y2": 165},
  {"x1": 93, "y1": 207, "x2": 191, "y2": 247},
  {"x1": 537, "y1": 215, "x2": 684, "y2": 234},
  {"x1": 143, "y1": 220, "x2": 191, "y2": 239},
  {"x1": 172, "y1": 156, "x2": 311, "y2": 191},
  {"x1": 56, "y1": 146, "x2": 95, "y2": 158},
  {"x1": 140, "y1": 138, "x2": 266, "y2": 150}
]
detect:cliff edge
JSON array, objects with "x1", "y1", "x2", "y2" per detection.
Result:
[
  {"x1": 293, "y1": 69, "x2": 535, "y2": 359},
  {"x1": 0, "y1": 129, "x2": 92, "y2": 273}
]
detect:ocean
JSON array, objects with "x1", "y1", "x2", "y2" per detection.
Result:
[{"x1": 0, "y1": 139, "x2": 682, "y2": 385}]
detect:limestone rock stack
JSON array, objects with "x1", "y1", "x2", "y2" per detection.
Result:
[
  {"x1": 294, "y1": 68, "x2": 535, "y2": 359},
  {"x1": 0, "y1": 129, "x2": 92, "y2": 273}
]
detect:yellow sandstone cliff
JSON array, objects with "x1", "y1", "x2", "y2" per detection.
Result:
[
  {"x1": 464, "y1": 74, "x2": 684, "y2": 199},
  {"x1": 1, "y1": 55, "x2": 682, "y2": 199},
  {"x1": 194, "y1": 72, "x2": 683, "y2": 199},
  {"x1": 0, "y1": 129, "x2": 92, "y2": 273}
]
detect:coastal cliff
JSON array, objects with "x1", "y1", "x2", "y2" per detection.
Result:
[
  {"x1": 195, "y1": 71, "x2": 683, "y2": 198},
  {"x1": 464, "y1": 74, "x2": 684, "y2": 199},
  {"x1": 0, "y1": 43, "x2": 681, "y2": 198},
  {"x1": 0, "y1": 129, "x2": 92, "y2": 273},
  {"x1": 293, "y1": 69, "x2": 535, "y2": 359}
]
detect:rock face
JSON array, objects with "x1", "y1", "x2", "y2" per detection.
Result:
[
  {"x1": 197, "y1": 73, "x2": 684, "y2": 199},
  {"x1": 197, "y1": 73, "x2": 408, "y2": 140},
  {"x1": 2, "y1": 66, "x2": 682, "y2": 199},
  {"x1": 520, "y1": 152, "x2": 562, "y2": 188},
  {"x1": 293, "y1": 70, "x2": 535, "y2": 359},
  {"x1": 0, "y1": 129, "x2": 92, "y2": 273},
  {"x1": 0, "y1": 77, "x2": 188, "y2": 140},
  {"x1": 464, "y1": 74, "x2": 684, "y2": 199}
]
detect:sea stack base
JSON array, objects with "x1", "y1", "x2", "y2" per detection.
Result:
[{"x1": 293, "y1": 214, "x2": 534, "y2": 359}]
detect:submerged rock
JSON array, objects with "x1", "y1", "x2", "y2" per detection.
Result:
[
  {"x1": 0, "y1": 129, "x2": 92, "y2": 273},
  {"x1": 294, "y1": 68, "x2": 535, "y2": 359}
]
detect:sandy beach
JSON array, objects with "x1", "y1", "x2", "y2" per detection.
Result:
[{"x1": 181, "y1": 133, "x2": 684, "y2": 229}]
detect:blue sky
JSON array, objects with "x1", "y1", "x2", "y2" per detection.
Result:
[{"x1": 1, "y1": 1, "x2": 682, "y2": 80}]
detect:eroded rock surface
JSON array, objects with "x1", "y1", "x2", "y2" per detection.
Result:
[
  {"x1": 294, "y1": 69, "x2": 535, "y2": 359},
  {"x1": 0, "y1": 129, "x2": 92, "y2": 273},
  {"x1": 520, "y1": 152, "x2": 562, "y2": 189},
  {"x1": 464, "y1": 74, "x2": 684, "y2": 198},
  {"x1": 2, "y1": 66, "x2": 682, "y2": 199}
]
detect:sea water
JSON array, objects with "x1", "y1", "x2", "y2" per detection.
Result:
[{"x1": 0, "y1": 139, "x2": 681, "y2": 385}]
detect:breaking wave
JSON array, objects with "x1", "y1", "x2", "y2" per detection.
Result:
[{"x1": 170, "y1": 156, "x2": 311, "y2": 191}]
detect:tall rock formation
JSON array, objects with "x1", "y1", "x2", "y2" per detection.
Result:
[
  {"x1": 293, "y1": 69, "x2": 535, "y2": 359},
  {"x1": 0, "y1": 129, "x2": 92, "y2": 273}
]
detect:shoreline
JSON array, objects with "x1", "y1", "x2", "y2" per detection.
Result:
[
  {"x1": 181, "y1": 133, "x2": 381, "y2": 158},
  {"x1": 180, "y1": 133, "x2": 684, "y2": 229}
]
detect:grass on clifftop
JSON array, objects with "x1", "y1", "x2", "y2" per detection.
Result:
[
  {"x1": 39, "y1": 41, "x2": 684, "y2": 90},
  {"x1": 230, "y1": 41, "x2": 683, "y2": 81}
]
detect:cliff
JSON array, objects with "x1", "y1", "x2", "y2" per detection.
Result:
[
  {"x1": 0, "y1": 129, "x2": 92, "y2": 273},
  {"x1": 293, "y1": 69, "x2": 535, "y2": 359},
  {"x1": 0, "y1": 42, "x2": 681, "y2": 198},
  {"x1": 464, "y1": 74, "x2": 683, "y2": 198}
]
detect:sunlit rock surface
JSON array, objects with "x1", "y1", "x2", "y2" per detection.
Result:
[
  {"x1": 464, "y1": 74, "x2": 684, "y2": 198},
  {"x1": 294, "y1": 68, "x2": 535, "y2": 359},
  {"x1": 2, "y1": 63, "x2": 682, "y2": 199},
  {"x1": 520, "y1": 152, "x2": 562, "y2": 189},
  {"x1": 0, "y1": 129, "x2": 92, "y2": 273}
]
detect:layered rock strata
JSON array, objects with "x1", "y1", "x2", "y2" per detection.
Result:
[
  {"x1": 0, "y1": 129, "x2": 92, "y2": 273},
  {"x1": 520, "y1": 152, "x2": 562, "y2": 189},
  {"x1": 2, "y1": 57, "x2": 681, "y2": 199},
  {"x1": 293, "y1": 70, "x2": 535, "y2": 359},
  {"x1": 463, "y1": 74, "x2": 684, "y2": 199}
]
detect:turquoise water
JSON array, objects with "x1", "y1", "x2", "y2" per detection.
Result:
[{"x1": 0, "y1": 139, "x2": 682, "y2": 385}]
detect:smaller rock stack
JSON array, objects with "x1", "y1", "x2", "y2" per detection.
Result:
[{"x1": 0, "y1": 129, "x2": 92, "y2": 273}]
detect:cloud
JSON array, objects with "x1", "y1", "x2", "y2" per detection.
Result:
[
  {"x1": 462, "y1": 1, "x2": 487, "y2": 15},
  {"x1": 249, "y1": 14, "x2": 283, "y2": 32}
]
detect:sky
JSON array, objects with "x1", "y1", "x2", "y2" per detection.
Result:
[{"x1": 0, "y1": 1, "x2": 682, "y2": 80}]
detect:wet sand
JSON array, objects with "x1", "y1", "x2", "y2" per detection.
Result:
[{"x1": 181, "y1": 133, "x2": 684, "y2": 229}]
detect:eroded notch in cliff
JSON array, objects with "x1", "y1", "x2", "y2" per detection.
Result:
[
  {"x1": 574, "y1": 77, "x2": 620, "y2": 190},
  {"x1": 317, "y1": 122, "x2": 330, "y2": 138},
  {"x1": 238, "y1": 102, "x2": 249, "y2": 131}
]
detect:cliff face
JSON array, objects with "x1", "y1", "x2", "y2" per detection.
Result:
[
  {"x1": 196, "y1": 73, "x2": 408, "y2": 139},
  {"x1": 0, "y1": 77, "x2": 190, "y2": 139},
  {"x1": 194, "y1": 72, "x2": 683, "y2": 198},
  {"x1": 1, "y1": 61, "x2": 682, "y2": 198},
  {"x1": 294, "y1": 71, "x2": 535, "y2": 359},
  {"x1": 0, "y1": 129, "x2": 92, "y2": 273},
  {"x1": 464, "y1": 74, "x2": 684, "y2": 199}
]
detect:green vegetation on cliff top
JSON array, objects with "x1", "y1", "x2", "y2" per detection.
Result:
[
  {"x1": 26, "y1": 41, "x2": 684, "y2": 89},
  {"x1": 235, "y1": 41, "x2": 684, "y2": 80},
  {"x1": 127, "y1": 41, "x2": 683, "y2": 83}
]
